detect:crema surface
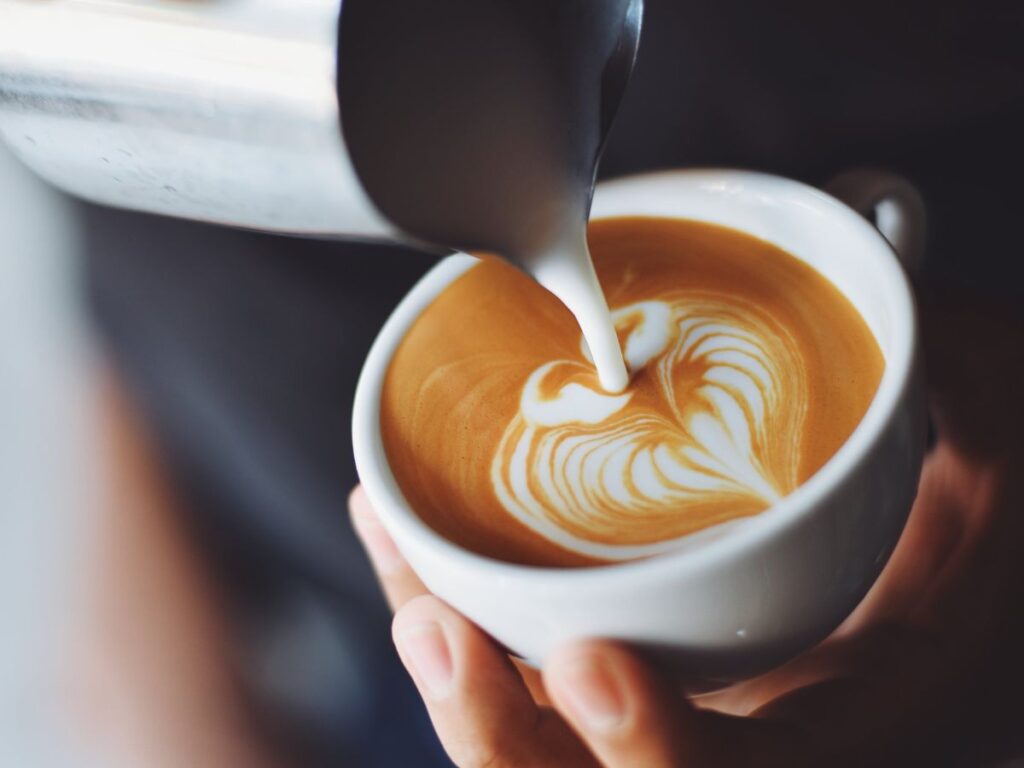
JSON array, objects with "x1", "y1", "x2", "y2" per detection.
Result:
[{"x1": 382, "y1": 218, "x2": 884, "y2": 567}]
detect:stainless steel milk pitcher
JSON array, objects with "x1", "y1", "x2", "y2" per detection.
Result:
[{"x1": 0, "y1": 0, "x2": 642, "y2": 258}]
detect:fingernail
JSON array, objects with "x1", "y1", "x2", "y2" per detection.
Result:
[
  {"x1": 353, "y1": 513, "x2": 405, "y2": 574},
  {"x1": 398, "y1": 622, "x2": 454, "y2": 700},
  {"x1": 554, "y1": 655, "x2": 626, "y2": 732}
]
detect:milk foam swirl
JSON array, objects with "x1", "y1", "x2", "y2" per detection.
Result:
[{"x1": 491, "y1": 294, "x2": 808, "y2": 560}]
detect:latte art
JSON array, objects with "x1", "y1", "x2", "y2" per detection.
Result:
[
  {"x1": 381, "y1": 218, "x2": 884, "y2": 567},
  {"x1": 493, "y1": 295, "x2": 807, "y2": 560}
]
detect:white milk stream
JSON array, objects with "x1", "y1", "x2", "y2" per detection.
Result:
[{"x1": 530, "y1": 236, "x2": 630, "y2": 393}]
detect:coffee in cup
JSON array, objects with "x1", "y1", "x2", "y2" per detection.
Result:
[{"x1": 381, "y1": 216, "x2": 883, "y2": 567}]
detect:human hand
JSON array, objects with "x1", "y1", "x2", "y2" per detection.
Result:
[{"x1": 350, "y1": 291, "x2": 1024, "y2": 767}]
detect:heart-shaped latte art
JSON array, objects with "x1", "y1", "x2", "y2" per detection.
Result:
[{"x1": 491, "y1": 293, "x2": 808, "y2": 561}]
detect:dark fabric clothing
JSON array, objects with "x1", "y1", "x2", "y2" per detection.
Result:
[
  {"x1": 83, "y1": 1, "x2": 1024, "y2": 765},
  {"x1": 86, "y1": 219, "x2": 444, "y2": 766}
]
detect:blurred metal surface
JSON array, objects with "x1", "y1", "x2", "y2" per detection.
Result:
[
  {"x1": 0, "y1": 0, "x2": 642, "y2": 262},
  {"x1": 0, "y1": 144, "x2": 99, "y2": 768},
  {"x1": 0, "y1": 0, "x2": 388, "y2": 238}
]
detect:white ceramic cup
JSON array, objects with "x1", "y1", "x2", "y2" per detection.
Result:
[{"x1": 353, "y1": 169, "x2": 927, "y2": 683}]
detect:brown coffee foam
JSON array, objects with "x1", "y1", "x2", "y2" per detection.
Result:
[
  {"x1": 491, "y1": 294, "x2": 806, "y2": 551},
  {"x1": 381, "y1": 218, "x2": 884, "y2": 567}
]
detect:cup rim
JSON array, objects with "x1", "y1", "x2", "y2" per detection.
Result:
[{"x1": 352, "y1": 168, "x2": 918, "y2": 584}]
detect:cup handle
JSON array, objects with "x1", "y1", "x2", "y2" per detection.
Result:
[{"x1": 825, "y1": 168, "x2": 928, "y2": 277}]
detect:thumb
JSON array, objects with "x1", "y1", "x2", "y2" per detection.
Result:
[
  {"x1": 543, "y1": 641, "x2": 701, "y2": 767},
  {"x1": 545, "y1": 641, "x2": 828, "y2": 768}
]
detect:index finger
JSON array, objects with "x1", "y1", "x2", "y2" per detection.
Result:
[
  {"x1": 349, "y1": 486, "x2": 550, "y2": 704},
  {"x1": 349, "y1": 485, "x2": 429, "y2": 612}
]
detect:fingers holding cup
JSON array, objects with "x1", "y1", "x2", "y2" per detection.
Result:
[
  {"x1": 393, "y1": 595, "x2": 596, "y2": 768},
  {"x1": 349, "y1": 485, "x2": 428, "y2": 612}
]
